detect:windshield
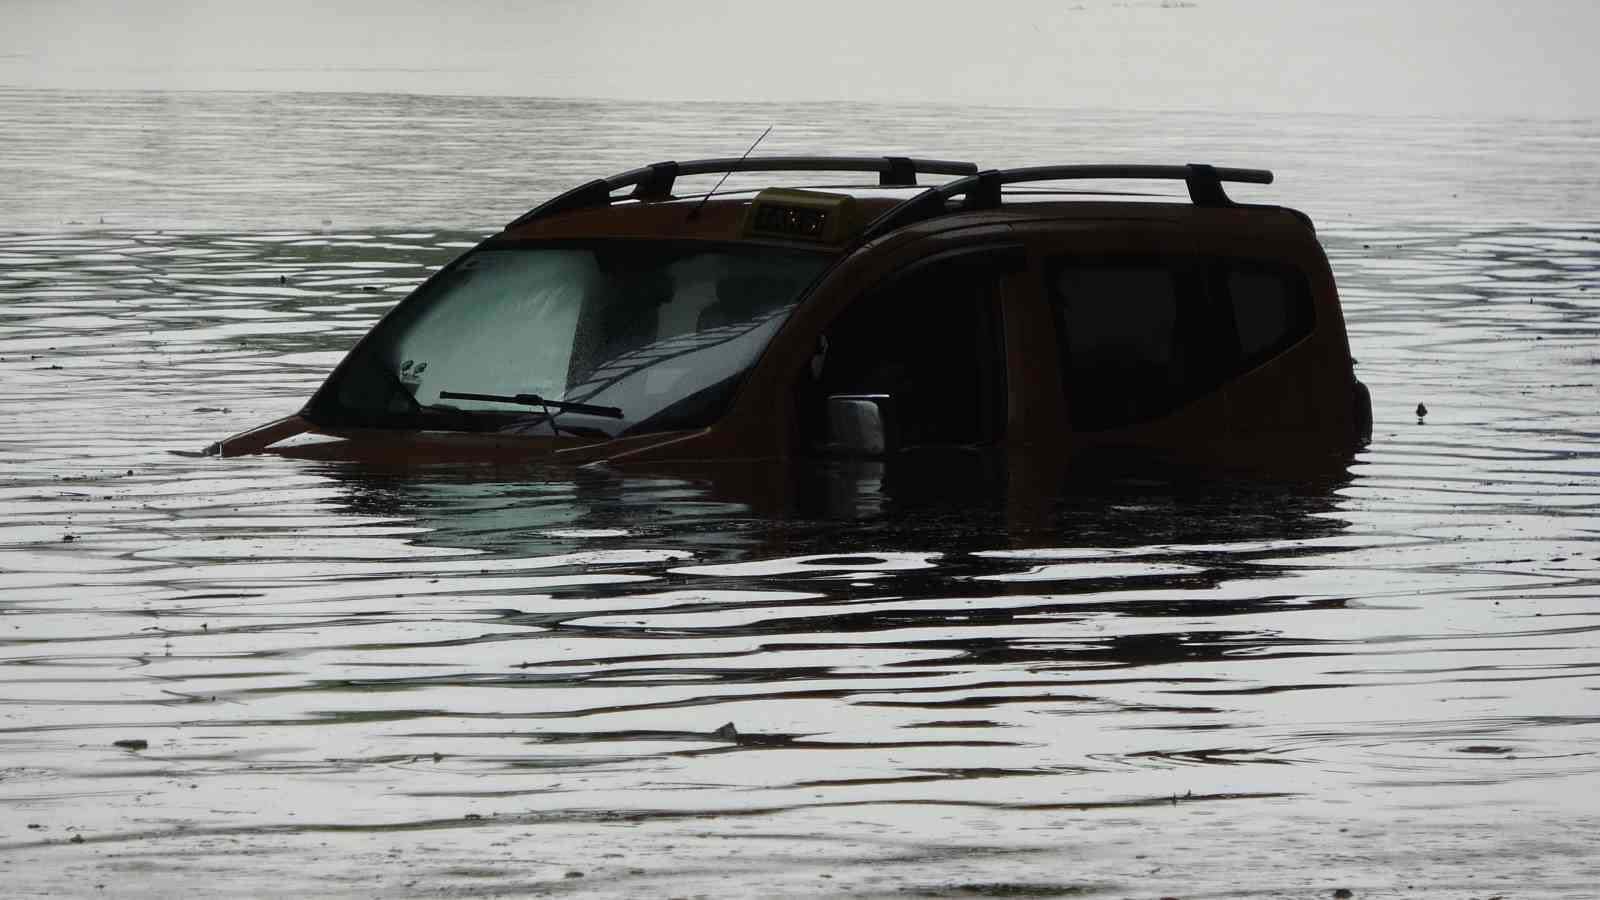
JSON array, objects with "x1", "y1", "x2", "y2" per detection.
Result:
[{"x1": 308, "y1": 242, "x2": 831, "y2": 438}]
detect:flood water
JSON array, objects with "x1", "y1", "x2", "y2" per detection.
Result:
[{"x1": 3, "y1": 89, "x2": 1600, "y2": 898}]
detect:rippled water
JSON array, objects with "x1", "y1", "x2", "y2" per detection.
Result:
[{"x1": 3, "y1": 90, "x2": 1600, "y2": 898}]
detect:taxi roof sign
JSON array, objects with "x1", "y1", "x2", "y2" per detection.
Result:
[{"x1": 744, "y1": 189, "x2": 861, "y2": 244}]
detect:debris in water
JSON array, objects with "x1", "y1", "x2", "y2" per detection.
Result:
[
  {"x1": 70, "y1": 834, "x2": 85, "y2": 844},
  {"x1": 113, "y1": 739, "x2": 149, "y2": 750},
  {"x1": 1333, "y1": 890, "x2": 1354, "y2": 899},
  {"x1": 713, "y1": 722, "x2": 739, "y2": 740}
]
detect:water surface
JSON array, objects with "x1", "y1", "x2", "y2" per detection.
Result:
[{"x1": 2, "y1": 90, "x2": 1599, "y2": 898}]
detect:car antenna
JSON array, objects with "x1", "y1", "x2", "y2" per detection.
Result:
[{"x1": 687, "y1": 125, "x2": 773, "y2": 221}]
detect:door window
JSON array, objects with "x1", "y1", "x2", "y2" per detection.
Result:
[{"x1": 798, "y1": 253, "x2": 1010, "y2": 451}]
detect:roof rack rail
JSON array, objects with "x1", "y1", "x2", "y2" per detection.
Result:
[
  {"x1": 861, "y1": 163, "x2": 1273, "y2": 241},
  {"x1": 507, "y1": 156, "x2": 980, "y2": 228}
]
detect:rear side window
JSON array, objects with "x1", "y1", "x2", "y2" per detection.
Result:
[
  {"x1": 1225, "y1": 262, "x2": 1318, "y2": 368},
  {"x1": 1048, "y1": 257, "x2": 1312, "y2": 431}
]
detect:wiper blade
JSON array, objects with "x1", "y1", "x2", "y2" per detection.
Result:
[{"x1": 438, "y1": 390, "x2": 624, "y2": 419}]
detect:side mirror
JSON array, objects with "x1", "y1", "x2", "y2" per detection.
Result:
[{"x1": 826, "y1": 394, "x2": 897, "y2": 457}]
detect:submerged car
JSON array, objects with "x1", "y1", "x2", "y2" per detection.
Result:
[{"x1": 209, "y1": 156, "x2": 1371, "y2": 465}]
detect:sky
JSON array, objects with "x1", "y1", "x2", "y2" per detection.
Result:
[{"x1": 2, "y1": 0, "x2": 1597, "y2": 118}]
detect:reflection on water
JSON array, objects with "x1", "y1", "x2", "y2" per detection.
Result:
[{"x1": 3, "y1": 93, "x2": 1600, "y2": 897}]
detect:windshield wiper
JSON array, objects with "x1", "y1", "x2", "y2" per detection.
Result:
[{"x1": 437, "y1": 390, "x2": 624, "y2": 419}]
